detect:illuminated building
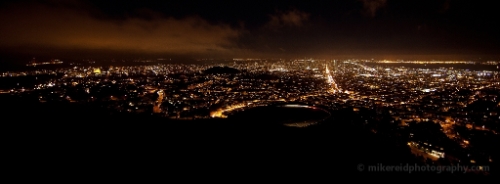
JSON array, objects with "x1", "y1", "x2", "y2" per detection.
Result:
[{"x1": 93, "y1": 68, "x2": 101, "y2": 74}]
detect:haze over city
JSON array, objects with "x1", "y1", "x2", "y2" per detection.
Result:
[{"x1": 1, "y1": 0, "x2": 499, "y2": 61}]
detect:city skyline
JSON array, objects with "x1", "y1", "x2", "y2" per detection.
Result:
[{"x1": 2, "y1": 57, "x2": 498, "y2": 176}]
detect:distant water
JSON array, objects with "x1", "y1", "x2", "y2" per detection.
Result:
[{"x1": 364, "y1": 63, "x2": 499, "y2": 71}]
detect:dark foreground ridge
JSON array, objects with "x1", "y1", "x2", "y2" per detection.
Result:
[{"x1": 2, "y1": 96, "x2": 495, "y2": 179}]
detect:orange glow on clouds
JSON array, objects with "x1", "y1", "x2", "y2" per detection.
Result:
[{"x1": 0, "y1": 2, "x2": 250, "y2": 56}]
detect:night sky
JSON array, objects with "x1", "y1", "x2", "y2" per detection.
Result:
[{"x1": 1, "y1": 0, "x2": 499, "y2": 61}]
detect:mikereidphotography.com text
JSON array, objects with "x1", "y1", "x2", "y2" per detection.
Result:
[{"x1": 358, "y1": 163, "x2": 489, "y2": 174}]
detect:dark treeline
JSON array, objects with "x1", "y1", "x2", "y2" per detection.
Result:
[{"x1": 2, "y1": 95, "x2": 494, "y2": 179}]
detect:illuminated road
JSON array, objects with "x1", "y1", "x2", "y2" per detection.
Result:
[
  {"x1": 153, "y1": 90, "x2": 164, "y2": 113},
  {"x1": 210, "y1": 102, "x2": 249, "y2": 118},
  {"x1": 325, "y1": 65, "x2": 340, "y2": 93}
]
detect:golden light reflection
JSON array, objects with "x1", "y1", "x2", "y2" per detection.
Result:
[{"x1": 210, "y1": 102, "x2": 250, "y2": 118}]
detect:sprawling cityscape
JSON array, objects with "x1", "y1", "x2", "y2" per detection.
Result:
[
  {"x1": 2, "y1": 57, "x2": 499, "y2": 176},
  {"x1": 2, "y1": 0, "x2": 500, "y2": 179}
]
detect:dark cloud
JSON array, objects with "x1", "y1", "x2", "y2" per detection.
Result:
[
  {"x1": 0, "y1": 0, "x2": 499, "y2": 60},
  {"x1": 267, "y1": 9, "x2": 310, "y2": 29},
  {"x1": 359, "y1": 0, "x2": 387, "y2": 17},
  {"x1": 0, "y1": 1, "x2": 255, "y2": 58},
  {"x1": 441, "y1": 0, "x2": 451, "y2": 12}
]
